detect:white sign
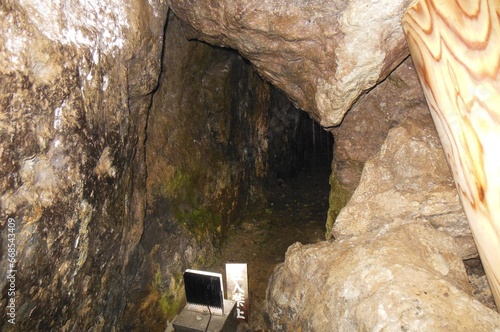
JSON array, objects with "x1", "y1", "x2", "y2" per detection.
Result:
[{"x1": 225, "y1": 263, "x2": 249, "y2": 323}]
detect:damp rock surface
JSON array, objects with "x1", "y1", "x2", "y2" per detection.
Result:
[
  {"x1": 1, "y1": 0, "x2": 168, "y2": 330},
  {"x1": 169, "y1": 0, "x2": 414, "y2": 126}
]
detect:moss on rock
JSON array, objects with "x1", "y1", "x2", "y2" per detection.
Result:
[{"x1": 325, "y1": 175, "x2": 352, "y2": 239}]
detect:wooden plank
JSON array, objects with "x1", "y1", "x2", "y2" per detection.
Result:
[{"x1": 402, "y1": 0, "x2": 500, "y2": 308}]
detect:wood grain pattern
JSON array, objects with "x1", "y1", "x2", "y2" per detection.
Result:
[{"x1": 402, "y1": 0, "x2": 500, "y2": 308}]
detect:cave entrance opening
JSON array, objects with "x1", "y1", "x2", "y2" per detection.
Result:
[{"x1": 143, "y1": 11, "x2": 334, "y2": 330}]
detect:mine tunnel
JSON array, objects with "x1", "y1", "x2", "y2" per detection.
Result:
[
  {"x1": 1, "y1": 1, "x2": 500, "y2": 332},
  {"x1": 142, "y1": 13, "x2": 334, "y2": 330}
]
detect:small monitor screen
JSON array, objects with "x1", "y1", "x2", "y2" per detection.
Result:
[{"x1": 183, "y1": 269, "x2": 224, "y2": 311}]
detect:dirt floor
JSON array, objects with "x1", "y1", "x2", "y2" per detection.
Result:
[{"x1": 209, "y1": 161, "x2": 331, "y2": 331}]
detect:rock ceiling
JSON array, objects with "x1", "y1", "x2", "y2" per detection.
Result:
[{"x1": 169, "y1": 0, "x2": 415, "y2": 126}]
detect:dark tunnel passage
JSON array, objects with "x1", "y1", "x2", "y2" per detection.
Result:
[
  {"x1": 132, "y1": 12, "x2": 335, "y2": 331},
  {"x1": 209, "y1": 116, "x2": 334, "y2": 331}
]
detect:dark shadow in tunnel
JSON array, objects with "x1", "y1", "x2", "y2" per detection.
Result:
[{"x1": 265, "y1": 86, "x2": 333, "y2": 189}]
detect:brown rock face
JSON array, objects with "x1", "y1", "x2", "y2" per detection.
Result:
[
  {"x1": 332, "y1": 114, "x2": 476, "y2": 259},
  {"x1": 1, "y1": 0, "x2": 168, "y2": 330},
  {"x1": 327, "y1": 57, "x2": 430, "y2": 230},
  {"x1": 169, "y1": 0, "x2": 414, "y2": 126},
  {"x1": 326, "y1": 58, "x2": 474, "y2": 261}
]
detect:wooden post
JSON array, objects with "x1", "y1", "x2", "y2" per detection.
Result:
[{"x1": 402, "y1": 0, "x2": 500, "y2": 308}]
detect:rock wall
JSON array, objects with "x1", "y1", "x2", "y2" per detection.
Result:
[
  {"x1": 1, "y1": 0, "x2": 168, "y2": 330},
  {"x1": 332, "y1": 115, "x2": 476, "y2": 260},
  {"x1": 266, "y1": 224, "x2": 500, "y2": 331},
  {"x1": 265, "y1": 58, "x2": 498, "y2": 330},
  {"x1": 265, "y1": 69, "x2": 498, "y2": 327},
  {"x1": 326, "y1": 57, "x2": 475, "y2": 261},
  {"x1": 1, "y1": 2, "x2": 308, "y2": 330},
  {"x1": 326, "y1": 58, "x2": 429, "y2": 230}
]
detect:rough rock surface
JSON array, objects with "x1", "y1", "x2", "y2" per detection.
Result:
[
  {"x1": 265, "y1": 223, "x2": 500, "y2": 331},
  {"x1": 1, "y1": 3, "x2": 311, "y2": 329},
  {"x1": 169, "y1": 0, "x2": 414, "y2": 126},
  {"x1": 327, "y1": 57, "x2": 430, "y2": 230},
  {"x1": 1, "y1": 0, "x2": 168, "y2": 330},
  {"x1": 331, "y1": 115, "x2": 476, "y2": 260}
]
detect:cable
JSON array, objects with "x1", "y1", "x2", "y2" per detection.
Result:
[{"x1": 204, "y1": 305, "x2": 212, "y2": 332}]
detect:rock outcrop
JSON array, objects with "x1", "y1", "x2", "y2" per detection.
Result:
[
  {"x1": 332, "y1": 114, "x2": 476, "y2": 260},
  {"x1": 266, "y1": 223, "x2": 500, "y2": 331},
  {"x1": 327, "y1": 57, "x2": 431, "y2": 230},
  {"x1": 169, "y1": 0, "x2": 414, "y2": 126},
  {"x1": 327, "y1": 56, "x2": 475, "y2": 260},
  {"x1": 264, "y1": 56, "x2": 498, "y2": 330},
  {"x1": 265, "y1": 98, "x2": 497, "y2": 328}
]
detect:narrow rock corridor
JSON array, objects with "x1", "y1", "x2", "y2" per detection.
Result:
[
  {"x1": 4, "y1": 1, "x2": 500, "y2": 330},
  {"x1": 209, "y1": 157, "x2": 332, "y2": 331}
]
